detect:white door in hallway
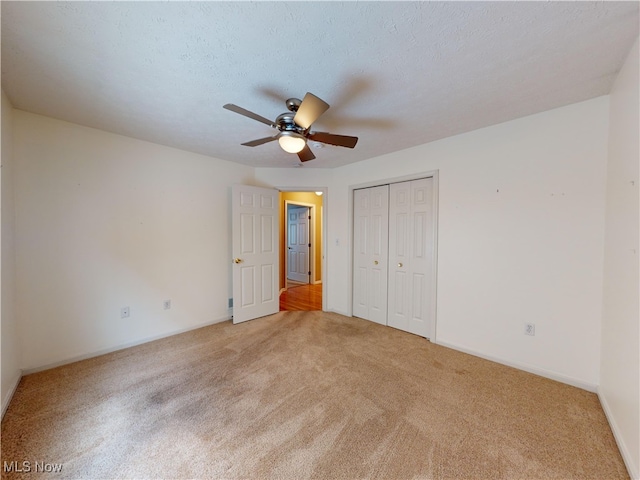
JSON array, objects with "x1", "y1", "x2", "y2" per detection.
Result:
[
  {"x1": 287, "y1": 206, "x2": 310, "y2": 284},
  {"x1": 387, "y1": 178, "x2": 435, "y2": 338},
  {"x1": 232, "y1": 185, "x2": 279, "y2": 324},
  {"x1": 352, "y1": 185, "x2": 389, "y2": 325}
]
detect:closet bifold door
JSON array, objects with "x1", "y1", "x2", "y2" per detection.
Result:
[
  {"x1": 388, "y1": 178, "x2": 434, "y2": 338},
  {"x1": 352, "y1": 185, "x2": 389, "y2": 325}
]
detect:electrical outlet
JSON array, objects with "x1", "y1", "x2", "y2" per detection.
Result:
[
  {"x1": 163, "y1": 300, "x2": 171, "y2": 310},
  {"x1": 524, "y1": 323, "x2": 535, "y2": 336},
  {"x1": 120, "y1": 307, "x2": 130, "y2": 319}
]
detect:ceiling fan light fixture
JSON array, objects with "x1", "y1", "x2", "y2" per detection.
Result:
[
  {"x1": 224, "y1": 93, "x2": 358, "y2": 161},
  {"x1": 278, "y1": 131, "x2": 306, "y2": 154}
]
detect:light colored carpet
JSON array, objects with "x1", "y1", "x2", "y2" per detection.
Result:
[{"x1": 1, "y1": 311, "x2": 628, "y2": 479}]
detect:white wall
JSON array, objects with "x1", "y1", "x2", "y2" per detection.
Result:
[
  {"x1": 13, "y1": 111, "x2": 254, "y2": 371},
  {"x1": 258, "y1": 96, "x2": 610, "y2": 390},
  {"x1": 4, "y1": 78, "x2": 633, "y2": 469},
  {"x1": 1, "y1": 90, "x2": 22, "y2": 415},
  {"x1": 600, "y1": 38, "x2": 639, "y2": 480}
]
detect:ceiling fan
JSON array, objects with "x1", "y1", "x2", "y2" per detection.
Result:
[{"x1": 223, "y1": 92, "x2": 358, "y2": 162}]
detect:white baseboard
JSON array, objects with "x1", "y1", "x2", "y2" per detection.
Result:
[
  {"x1": 23, "y1": 315, "x2": 231, "y2": 375},
  {"x1": 598, "y1": 388, "x2": 639, "y2": 480},
  {"x1": 435, "y1": 339, "x2": 598, "y2": 393},
  {"x1": 2, "y1": 370, "x2": 23, "y2": 419}
]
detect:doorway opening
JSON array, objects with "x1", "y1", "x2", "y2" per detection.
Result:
[{"x1": 279, "y1": 191, "x2": 324, "y2": 311}]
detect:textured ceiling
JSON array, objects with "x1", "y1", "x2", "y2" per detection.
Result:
[{"x1": 2, "y1": 2, "x2": 638, "y2": 168}]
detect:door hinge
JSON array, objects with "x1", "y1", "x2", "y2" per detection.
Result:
[
  {"x1": 308, "y1": 215, "x2": 311, "y2": 220},
  {"x1": 308, "y1": 243, "x2": 311, "y2": 247},
  {"x1": 308, "y1": 271, "x2": 311, "y2": 275}
]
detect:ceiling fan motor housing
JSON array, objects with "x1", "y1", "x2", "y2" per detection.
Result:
[
  {"x1": 276, "y1": 111, "x2": 304, "y2": 133},
  {"x1": 286, "y1": 98, "x2": 302, "y2": 112}
]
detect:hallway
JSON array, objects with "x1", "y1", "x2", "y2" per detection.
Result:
[{"x1": 279, "y1": 283, "x2": 322, "y2": 311}]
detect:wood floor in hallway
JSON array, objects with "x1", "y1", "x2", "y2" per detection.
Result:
[{"x1": 279, "y1": 283, "x2": 322, "y2": 311}]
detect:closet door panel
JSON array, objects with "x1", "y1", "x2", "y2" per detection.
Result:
[
  {"x1": 388, "y1": 178, "x2": 434, "y2": 338},
  {"x1": 352, "y1": 185, "x2": 389, "y2": 325},
  {"x1": 392, "y1": 270, "x2": 407, "y2": 316},
  {"x1": 353, "y1": 189, "x2": 370, "y2": 320},
  {"x1": 409, "y1": 178, "x2": 434, "y2": 337},
  {"x1": 388, "y1": 181, "x2": 411, "y2": 331}
]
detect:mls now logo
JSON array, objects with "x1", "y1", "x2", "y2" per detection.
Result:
[{"x1": 4, "y1": 461, "x2": 63, "y2": 473}]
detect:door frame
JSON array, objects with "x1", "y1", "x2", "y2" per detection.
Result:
[
  {"x1": 347, "y1": 171, "x2": 439, "y2": 341},
  {"x1": 278, "y1": 188, "x2": 327, "y2": 312},
  {"x1": 284, "y1": 201, "x2": 314, "y2": 285}
]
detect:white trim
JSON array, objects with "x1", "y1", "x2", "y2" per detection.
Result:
[
  {"x1": 598, "y1": 388, "x2": 639, "y2": 480},
  {"x1": 327, "y1": 308, "x2": 350, "y2": 316},
  {"x1": 284, "y1": 201, "x2": 315, "y2": 284},
  {"x1": 436, "y1": 339, "x2": 598, "y2": 392},
  {"x1": 429, "y1": 172, "x2": 439, "y2": 342},
  {"x1": 276, "y1": 187, "x2": 328, "y2": 312},
  {"x1": 349, "y1": 171, "x2": 441, "y2": 191},
  {"x1": 23, "y1": 315, "x2": 231, "y2": 375},
  {"x1": 2, "y1": 370, "x2": 23, "y2": 419}
]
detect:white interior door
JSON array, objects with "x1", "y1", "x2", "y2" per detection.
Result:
[
  {"x1": 287, "y1": 206, "x2": 310, "y2": 283},
  {"x1": 352, "y1": 185, "x2": 389, "y2": 325},
  {"x1": 232, "y1": 185, "x2": 279, "y2": 324},
  {"x1": 387, "y1": 178, "x2": 434, "y2": 338}
]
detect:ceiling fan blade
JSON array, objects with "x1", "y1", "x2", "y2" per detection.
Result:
[
  {"x1": 297, "y1": 145, "x2": 316, "y2": 162},
  {"x1": 223, "y1": 104, "x2": 275, "y2": 127},
  {"x1": 294, "y1": 92, "x2": 330, "y2": 129},
  {"x1": 241, "y1": 136, "x2": 279, "y2": 147},
  {"x1": 308, "y1": 131, "x2": 358, "y2": 148}
]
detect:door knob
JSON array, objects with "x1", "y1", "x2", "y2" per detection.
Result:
[
  {"x1": 374, "y1": 260, "x2": 379, "y2": 265},
  {"x1": 233, "y1": 258, "x2": 243, "y2": 264},
  {"x1": 398, "y1": 262, "x2": 403, "y2": 268}
]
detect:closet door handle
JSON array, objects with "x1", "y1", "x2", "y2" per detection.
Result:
[
  {"x1": 374, "y1": 260, "x2": 379, "y2": 265},
  {"x1": 398, "y1": 263, "x2": 403, "y2": 268}
]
